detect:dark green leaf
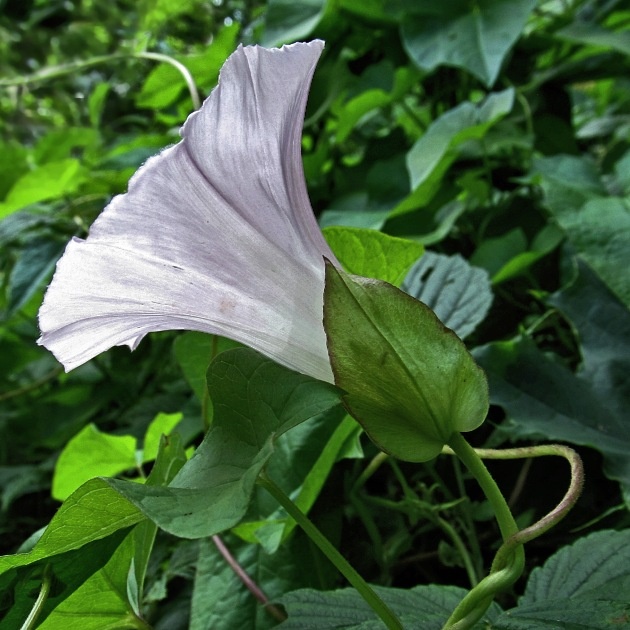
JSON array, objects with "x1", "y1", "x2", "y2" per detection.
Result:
[
  {"x1": 474, "y1": 262, "x2": 630, "y2": 500},
  {"x1": 402, "y1": 251, "x2": 493, "y2": 339},
  {"x1": 278, "y1": 584, "x2": 502, "y2": 629},
  {"x1": 401, "y1": 0, "x2": 537, "y2": 86}
]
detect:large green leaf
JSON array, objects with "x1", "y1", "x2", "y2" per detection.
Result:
[
  {"x1": 324, "y1": 263, "x2": 488, "y2": 462},
  {"x1": 104, "y1": 348, "x2": 343, "y2": 538},
  {"x1": 323, "y1": 226, "x2": 423, "y2": 286},
  {"x1": 0, "y1": 482, "x2": 143, "y2": 629},
  {"x1": 36, "y1": 435, "x2": 186, "y2": 629},
  {"x1": 474, "y1": 261, "x2": 630, "y2": 501},
  {"x1": 279, "y1": 584, "x2": 502, "y2": 629},
  {"x1": 0, "y1": 350, "x2": 342, "y2": 623},
  {"x1": 493, "y1": 530, "x2": 630, "y2": 629},
  {"x1": 401, "y1": 251, "x2": 493, "y2": 339},
  {"x1": 401, "y1": 0, "x2": 537, "y2": 86},
  {"x1": 191, "y1": 529, "x2": 330, "y2": 630}
]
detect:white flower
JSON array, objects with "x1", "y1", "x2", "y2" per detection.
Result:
[{"x1": 38, "y1": 40, "x2": 337, "y2": 383}]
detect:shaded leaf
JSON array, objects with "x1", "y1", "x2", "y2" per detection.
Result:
[
  {"x1": 401, "y1": 0, "x2": 537, "y2": 86},
  {"x1": 394, "y1": 89, "x2": 513, "y2": 216},
  {"x1": 7, "y1": 237, "x2": 65, "y2": 315},
  {"x1": 262, "y1": 0, "x2": 327, "y2": 47},
  {"x1": 493, "y1": 530, "x2": 630, "y2": 629},
  {"x1": 278, "y1": 584, "x2": 501, "y2": 629},
  {"x1": 474, "y1": 261, "x2": 630, "y2": 501},
  {"x1": 535, "y1": 154, "x2": 630, "y2": 308},
  {"x1": 401, "y1": 251, "x2": 493, "y2": 339}
]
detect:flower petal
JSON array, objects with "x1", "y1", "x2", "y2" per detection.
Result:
[{"x1": 38, "y1": 40, "x2": 335, "y2": 383}]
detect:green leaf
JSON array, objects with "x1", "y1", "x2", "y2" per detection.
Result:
[
  {"x1": 35, "y1": 435, "x2": 185, "y2": 629},
  {"x1": 105, "y1": 348, "x2": 343, "y2": 539},
  {"x1": 474, "y1": 262, "x2": 630, "y2": 501},
  {"x1": 232, "y1": 413, "x2": 360, "y2": 551},
  {"x1": 0, "y1": 159, "x2": 83, "y2": 218},
  {"x1": 142, "y1": 412, "x2": 183, "y2": 461},
  {"x1": 394, "y1": 89, "x2": 514, "y2": 216},
  {"x1": 521, "y1": 529, "x2": 630, "y2": 603},
  {"x1": 0, "y1": 480, "x2": 144, "y2": 628},
  {"x1": 37, "y1": 533, "x2": 144, "y2": 630},
  {"x1": 136, "y1": 24, "x2": 239, "y2": 109},
  {"x1": 173, "y1": 331, "x2": 240, "y2": 402},
  {"x1": 401, "y1": 0, "x2": 537, "y2": 86},
  {"x1": 262, "y1": 0, "x2": 327, "y2": 47},
  {"x1": 493, "y1": 530, "x2": 630, "y2": 629},
  {"x1": 557, "y1": 20, "x2": 630, "y2": 57},
  {"x1": 52, "y1": 412, "x2": 182, "y2": 501},
  {"x1": 323, "y1": 226, "x2": 424, "y2": 286},
  {"x1": 191, "y1": 529, "x2": 330, "y2": 630},
  {"x1": 324, "y1": 263, "x2": 488, "y2": 462},
  {"x1": 52, "y1": 425, "x2": 137, "y2": 501},
  {"x1": 7, "y1": 237, "x2": 65, "y2": 315},
  {"x1": 402, "y1": 251, "x2": 493, "y2": 339},
  {"x1": 535, "y1": 154, "x2": 630, "y2": 307},
  {"x1": 279, "y1": 584, "x2": 502, "y2": 629}
]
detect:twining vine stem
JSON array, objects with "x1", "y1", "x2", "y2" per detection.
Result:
[{"x1": 441, "y1": 437, "x2": 584, "y2": 630}]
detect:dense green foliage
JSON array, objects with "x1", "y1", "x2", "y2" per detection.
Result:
[{"x1": 1, "y1": 0, "x2": 629, "y2": 628}]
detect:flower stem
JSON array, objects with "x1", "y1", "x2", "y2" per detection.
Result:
[
  {"x1": 441, "y1": 433, "x2": 525, "y2": 629},
  {"x1": 257, "y1": 472, "x2": 404, "y2": 630}
]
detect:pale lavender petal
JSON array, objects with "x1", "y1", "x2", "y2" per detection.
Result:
[{"x1": 38, "y1": 40, "x2": 336, "y2": 383}]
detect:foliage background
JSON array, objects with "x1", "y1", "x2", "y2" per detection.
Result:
[{"x1": 1, "y1": 0, "x2": 629, "y2": 628}]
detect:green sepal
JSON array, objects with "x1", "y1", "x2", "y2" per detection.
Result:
[{"x1": 323, "y1": 261, "x2": 489, "y2": 462}]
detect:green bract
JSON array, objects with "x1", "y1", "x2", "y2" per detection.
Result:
[{"x1": 323, "y1": 261, "x2": 489, "y2": 462}]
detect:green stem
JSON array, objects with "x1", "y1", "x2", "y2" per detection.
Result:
[
  {"x1": 436, "y1": 516, "x2": 479, "y2": 587},
  {"x1": 441, "y1": 433, "x2": 525, "y2": 630},
  {"x1": 257, "y1": 473, "x2": 404, "y2": 630},
  {"x1": 441, "y1": 438, "x2": 584, "y2": 630},
  {"x1": 20, "y1": 565, "x2": 52, "y2": 630},
  {"x1": 447, "y1": 433, "x2": 521, "y2": 542}
]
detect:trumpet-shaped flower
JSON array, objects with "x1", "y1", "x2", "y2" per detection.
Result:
[{"x1": 38, "y1": 40, "x2": 337, "y2": 383}]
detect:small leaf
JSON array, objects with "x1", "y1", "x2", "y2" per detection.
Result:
[
  {"x1": 324, "y1": 263, "x2": 488, "y2": 462},
  {"x1": 174, "y1": 331, "x2": 240, "y2": 402},
  {"x1": 0, "y1": 159, "x2": 83, "y2": 219},
  {"x1": 324, "y1": 226, "x2": 423, "y2": 286},
  {"x1": 262, "y1": 0, "x2": 327, "y2": 47},
  {"x1": 52, "y1": 425, "x2": 137, "y2": 501},
  {"x1": 402, "y1": 251, "x2": 493, "y2": 339}
]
